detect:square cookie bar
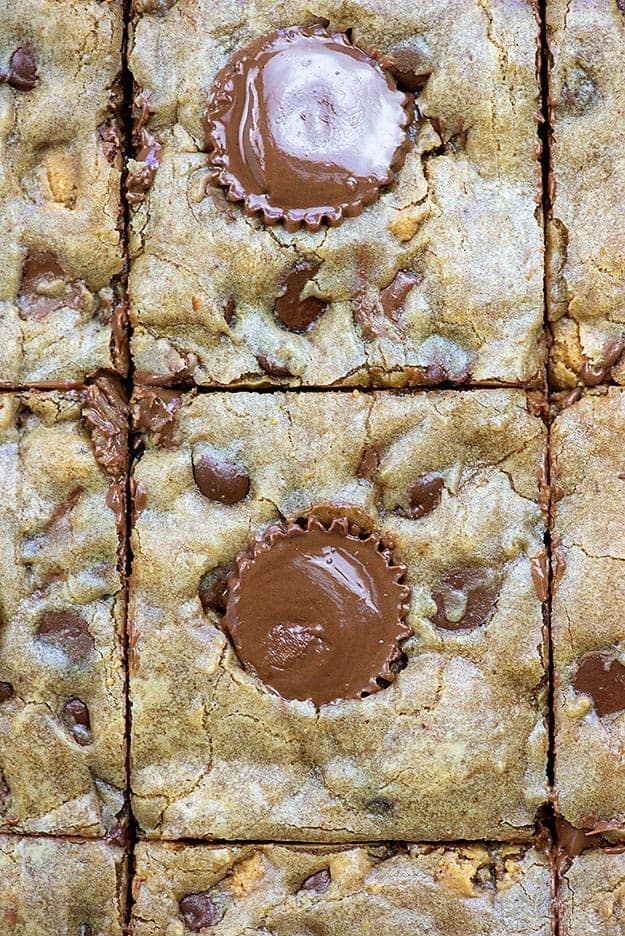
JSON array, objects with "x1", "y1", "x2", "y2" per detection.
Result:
[
  {"x1": 0, "y1": 0, "x2": 126, "y2": 385},
  {"x1": 131, "y1": 842, "x2": 552, "y2": 935},
  {"x1": 552, "y1": 390, "x2": 625, "y2": 840},
  {"x1": 0, "y1": 835, "x2": 126, "y2": 934},
  {"x1": 558, "y1": 849, "x2": 625, "y2": 935},
  {"x1": 129, "y1": 389, "x2": 547, "y2": 840},
  {"x1": 128, "y1": 0, "x2": 544, "y2": 388},
  {"x1": 547, "y1": 1, "x2": 625, "y2": 387},
  {"x1": 0, "y1": 382, "x2": 127, "y2": 836}
]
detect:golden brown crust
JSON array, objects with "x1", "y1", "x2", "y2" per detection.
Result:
[{"x1": 129, "y1": 389, "x2": 547, "y2": 840}]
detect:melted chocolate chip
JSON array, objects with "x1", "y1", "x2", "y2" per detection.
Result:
[
  {"x1": 37, "y1": 610, "x2": 95, "y2": 661},
  {"x1": 192, "y1": 451, "x2": 250, "y2": 504},
  {"x1": 81, "y1": 378, "x2": 128, "y2": 478},
  {"x1": 357, "y1": 445, "x2": 380, "y2": 482},
  {"x1": 99, "y1": 120, "x2": 122, "y2": 164},
  {"x1": 199, "y1": 569, "x2": 230, "y2": 615},
  {"x1": 16, "y1": 252, "x2": 89, "y2": 321},
  {"x1": 431, "y1": 567, "x2": 497, "y2": 631},
  {"x1": 409, "y1": 473, "x2": 444, "y2": 518},
  {"x1": 380, "y1": 270, "x2": 421, "y2": 325},
  {"x1": 299, "y1": 869, "x2": 331, "y2": 894},
  {"x1": 383, "y1": 49, "x2": 430, "y2": 93},
  {"x1": 555, "y1": 816, "x2": 593, "y2": 858},
  {"x1": 62, "y1": 698, "x2": 92, "y2": 746},
  {"x1": 0, "y1": 682, "x2": 14, "y2": 703},
  {"x1": 0, "y1": 46, "x2": 38, "y2": 91},
  {"x1": 132, "y1": 388, "x2": 181, "y2": 447},
  {"x1": 224, "y1": 515, "x2": 411, "y2": 707},
  {"x1": 127, "y1": 128, "x2": 162, "y2": 203},
  {"x1": 574, "y1": 654, "x2": 625, "y2": 717},
  {"x1": 579, "y1": 337, "x2": 625, "y2": 386},
  {"x1": 178, "y1": 893, "x2": 216, "y2": 932},
  {"x1": 275, "y1": 263, "x2": 326, "y2": 332},
  {"x1": 255, "y1": 353, "x2": 292, "y2": 378},
  {"x1": 206, "y1": 27, "x2": 411, "y2": 232}
]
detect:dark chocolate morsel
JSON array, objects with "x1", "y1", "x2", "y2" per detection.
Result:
[
  {"x1": 431, "y1": 567, "x2": 497, "y2": 631},
  {"x1": 383, "y1": 48, "x2": 431, "y2": 92},
  {"x1": 409, "y1": 472, "x2": 444, "y2": 518},
  {"x1": 62, "y1": 698, "x2": 92, "y2": 746},
  {"x1": 192, "y1": 451, "x2": 250, "y2": 505},
  {"x1": 275, "y1": 263, "x2": 326, "y2": 332},
  {"x1": 357, "y1": 445, "x2": 380, "y2": 481},
  {"x1": 0, "y1": 46, "x2": 38, "y2": 91},
  {"x1": 573, "y1": 653, "x2": 625, "y2": 717},
  {"x1": 0, "y1": 682, "x2": 14, "y2": 703},
  {"x1": 37, "y1": 610, "x2": 95, "y2": 661},
  {"x1": 178, "y1": 893, "x2": 217, "y2": 932},
  {"x1": 206, "y1": 27, "x2": 412, "y2": 232},
  {"x1": 380, "y1": 270, "x2": 421, "y2": 325},
  {"x1": 199, "y1": 570, "x2": 230, "y2": 615},
  {"x1": 299, "y1": 869, "x2": 331, "y2": 894},
  {"x1": 16, "y1": 252, "x2": 89, "y2": 321},
  {"x1": 224, "y1": 513, "x2": 411, "y2": 707},
  {"x1": 255, "y1": 352, "x2": 292, "y2": 377}
]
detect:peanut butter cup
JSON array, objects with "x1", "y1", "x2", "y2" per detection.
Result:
[
  {"x1": 223, "y1": 513, "x2": 411, "y2": 706},
  {"x1": 205, "y1": 27, "x2": 412, "y2": 233}
]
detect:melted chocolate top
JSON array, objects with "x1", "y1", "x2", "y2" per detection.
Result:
[
  {"x1": 223, "y1": 514, "x2": 411, "y2": 707},
  {"x1": 206, "y1": 27, "x2": 411, "y2": 232}
]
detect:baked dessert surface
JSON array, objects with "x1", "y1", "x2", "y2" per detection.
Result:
[
  {"x1": 128, "y1": 0, "x2": 544, "y2": 388},
  {"x1": 0, "y1": 0, "x2": 126, "y2": 385},
  {"x1": 131, "y1": 841, "x2": 552, "y2": 936},
  {"x1": 552, "y1": 389, "x2": 625, "y2": 838},
  {"x1": 0, "y1": 386, "x2": 127, "y2": 836},
  {"x1": 129, "y1": 389, "x2": 547, "y2": 840},
  {"x1": 559, "y1": 849, "x2": 625, "y2": 935},
  {"x1": 0, "y1": 834, "x2": 126, "y2": 934},
  {"x1": 548, "y1": 0, "x2": 625, "y2": 387}
]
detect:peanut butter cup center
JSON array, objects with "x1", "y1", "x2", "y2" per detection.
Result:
[
  {"x1": 206, "y1": 27, "x2": 412, "y2": 232},
  {"x1": 223, "y1": 514, "x2": 411, "y2": 706}
]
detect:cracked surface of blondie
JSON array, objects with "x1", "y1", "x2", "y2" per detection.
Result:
[
  {"x1": 552, "y1": 390, "x2": 625, "y2": 839},
  {"x1": 0, "y1": 0, "x2": 126, "y2": 385},
  {"x1": 0, "y1": 834, "x2": 126, "y2": 934},
  {"x1": 128, "y1": 0, "x2": 544, "y2": 388},
  {"x1": 547, "y1": 0, "x2": 625, "y2": 388},
  {"x1": 132, "y1": 841, "x2": 552, "y2": 935},
  {"x1": 0, "y1": 387, "x2": 127, "y2": 836},
  {"x1": 559, "y1": 850, "x2": 625, "y2": 935},
  {"x1": 130, "y1": 389, "x2": 547, "y2": 840}
]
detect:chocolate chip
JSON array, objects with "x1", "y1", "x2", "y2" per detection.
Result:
[
  {"x1": 357, "y1": 445, "x2": 380, "y2": 481},
  {"x1": 299, "y1": 869, "x2": 331, "y2": 894},
  {"x1": 431, "y1": 567, "x2": 497, "y2": 631},
  {"x1": 618, "y1": 0, "x2": 625, "y2": 12},
  {"x1": 579, "y1": 337, "x2": 625, "y2": 386},
  {"x1": 127, "y1": 128, "x2": 162, "y2": 204},
  {"x1": 275, "y1": 263, "x2": 326, "y2": 333},
  {"x1": 0, "y1": 46, "x2": 38, "y2": 91},
  {"x1": 37, "y1": 610, "x2": 95, "y2": 662},
  {"x1": 178, "y1": 893, "x2": 216, "y2": 932},
  {"x1": 79, "y1": 925, "x2": 94, "y2": 936},
  {"x1": 16, "y1": 252, "x2": 89, "y2": 321},
  {"x1": 383, "y1": 48, "x2": 431, "y2": 93},
  {"x1": 199, "y1": 569, "x2": 230, "y2": 615},
  {"x1": 555, "y1": 816, "x2": 593, "y2": 858},
  {"x1": 367, "y1": 798, "x2": 395, "y2": 814},
  {"x1": 206, "y1": 27, "x2": 412, "y2": 232},
  {"x1": 380, "y1": 270, "x2": 421, "y2": 325},
  {"x1": 132, "y1": 387, "x2": 181, "y2": 447},
  {"x1": 409, "y1": 473, "x2": 445, "y2": 518},
  {"x1": 255, "y1": 353, "x2": 292, "y2": 378},
  {"x1": 62, "y1": 699, "x2": 92, "y2": 745},
  {"x1": 192, "y1": 451, "x2": 250, "y2": 505},
  {"x1": 99, "y1": 120, "x2": 122, "y2": 164},
  {"x1": 81, "y1": 377, "x2": 128, "y2": 479},
  {"x1": 224, "y1": 295, "x2": 236, "y2": 325},
  {"x1": 0, "y1": 683, "x2": 14, "y2": 703},
  {"x1": 574, "y1": 654, "x2": 625, "y2": 717}
]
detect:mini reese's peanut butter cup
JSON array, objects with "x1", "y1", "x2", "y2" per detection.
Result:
[
  {"x1": 222, "y1": 513, "x2": 411, "y2": 707},
  {"x1": 205, "y1": 27, "x2": 412, "y2": 232}
]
